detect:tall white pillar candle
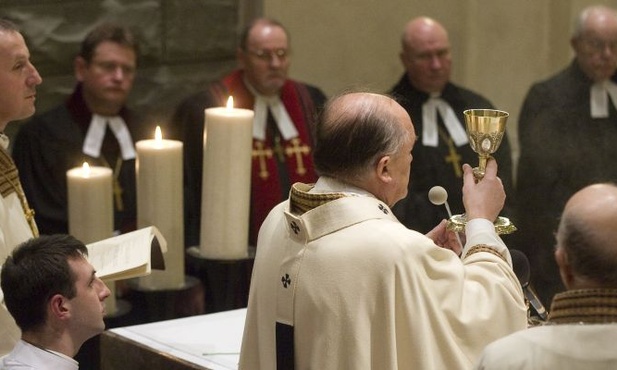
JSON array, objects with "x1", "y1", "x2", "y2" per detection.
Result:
[
  {"x1": 136, "y1": 126, "x2": 185, "y2": 289},
  {"x1": 200, "y1": 97, "x2": 253, "y2": 259},
  {"x1": 67, "y1": 163, "x2": 116, "y2": 314}
]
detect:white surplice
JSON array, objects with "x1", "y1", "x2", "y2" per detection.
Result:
[{"x1": 239, "y1": 177, "x2": 527, "y2": 370}]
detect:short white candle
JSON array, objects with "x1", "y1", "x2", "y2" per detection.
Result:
[
  {"x1": 200, "y1": 97, "x2": 253, "y2": 259},
  {"x1": 136, "y1": 126, "x2": 185, "y2": 289},
  {"x1": 67, "y1": 163, "x2": 116, "y2": 313},
  {"x1": 67, "y1": 163, "x2": 113, "y2": 241}
]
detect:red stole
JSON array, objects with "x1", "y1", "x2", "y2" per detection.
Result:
[{"x1": 213, "y1": 71, "x2": 318, "y2": 245}]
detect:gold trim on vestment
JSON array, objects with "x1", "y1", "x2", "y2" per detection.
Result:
[
  {"x1": 550, "y1": 289, "x2": 617, "y2": 324},
  {"x1": 464, "y1": 244, "x2": 506, "y2": 261},
  {"x1": 289, "y1": 183, "x2": 347, "y2": 215},
  {"x1": 0, "y1": 147, "x2": 39, "y2": 237},
  {"x1": 0, "y1": 148, "x2": 18, "y2": 198}
]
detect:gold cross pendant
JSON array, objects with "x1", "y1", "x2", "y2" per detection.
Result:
[{"x1": 284, "y1": 138, "x2": 310, "y2": 176}]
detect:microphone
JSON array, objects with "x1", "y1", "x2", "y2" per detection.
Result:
[
  {"x1": 428, "y1": 186, "x2": 463, "y2": 250},
  {"x1": 510, "y1": 249, "x2": 549, "y2": 321}
]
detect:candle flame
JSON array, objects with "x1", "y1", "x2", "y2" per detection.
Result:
[
  {"x1": 155, "y1": 126, "x2": 162, "y2": 141},
  {"x1": 226, "y1": 96, "x2": 234, "y2": 110},
  {"x1": 82, "y1": 162, "x2": 91, "y2": 177}
]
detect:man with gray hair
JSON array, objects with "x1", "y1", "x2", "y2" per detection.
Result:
[
  {"x1": 239, "y1": 92, "x2": 527, "y2": 369},
  {"x1": 172, "y1": 18, "x2": 326, "y2": 251},
  {"x1": 515, "y1": 5, "x2": 617, "y2": 306},
  {"x1": 476, "y1": 183, "x2": 617, "y2": 369}
]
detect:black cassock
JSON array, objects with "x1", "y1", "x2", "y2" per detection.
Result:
[
  {"x1": 13, "y1": 84, "x2": 150, "y2": 235},
  {"x1": 515, "y1": 61, "x2": 617, "y2": 305}
]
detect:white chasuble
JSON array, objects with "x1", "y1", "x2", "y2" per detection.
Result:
[{"x1": 240, "y1": 179, "x2": 527, "y2": 370}]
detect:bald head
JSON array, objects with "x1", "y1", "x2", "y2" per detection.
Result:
[
  {"x1": 400, "y1": 17, "x2": 452, "y2": 93},
  {"x1": 324, "y1": 92, "x2": 398, "y2": 127},
  {"x1": 313, "y1": 92, "x2": 416, "y2": 205},
  {"x1": 556, "y1": 183, "x2": 617, "y2": 288},
  {"x1": 401, "y1": 17, "x2": 449, "y2": 52},
  {"x1": 314, "y1": 93, "x2": 408, "y2": 177},
  {"x1": 573, "y1": 5, "x2": 617, "y2": 38}
]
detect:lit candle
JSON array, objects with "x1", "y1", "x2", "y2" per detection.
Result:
[
  {"x1": 67, "y1": 163, "x2": 116, "y2": 313},
  {"x1": 135, "y1": 126, "x2": 184, "y2": 289},
  {"x1": 200, "y1": 97, "x2": 253, "y2": 259}
]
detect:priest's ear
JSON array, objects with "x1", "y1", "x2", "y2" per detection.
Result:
[
  {"x1": 555, "y1": 246, "x2": 574, "y2": 289},
  {"x1": 376, "y1": 154, "x2": 393, "y2": 183}
]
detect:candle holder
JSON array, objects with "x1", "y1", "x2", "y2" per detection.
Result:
[
  {"x1": 126, "y1": 274, "x2": 202, "y2": 322},
  {"x1": 186, "y1": 246, "x2": 255, "y2": 313}
]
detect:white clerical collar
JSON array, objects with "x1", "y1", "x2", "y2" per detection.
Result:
[
  {"x1": 422, "y1": 93, "x2": 468, "y2": 147},
  {"x1": 590, "y1": 80, "x2": 617, "y2": 118},
  {"x1": 0, "y1": 132, "x2": 9, "y2": 150},
  {"x1": 244, "y1": 80, "x2": 298, "y2": 141},
  {"x1": 82, "y1": 114, "x2": 135, "y2": 160}
]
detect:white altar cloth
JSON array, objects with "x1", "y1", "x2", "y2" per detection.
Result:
[{"x1": 108, "y1": 308, "x2": 246, "y2": 370}]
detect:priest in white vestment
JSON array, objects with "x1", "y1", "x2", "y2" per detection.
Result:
[
  {"x1": 475, "y1": 183, "x2": 617, "y2": 370},
  {"x1": 239, "y1": 92, "x2": 527, "y2": 370},
  {"x1": 0, "y1": 19, "x2": 43, "y2": 356}
]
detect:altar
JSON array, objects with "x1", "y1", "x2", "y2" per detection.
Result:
[{"x1": 100, "y1": 308, "x2": 246, "y2": 370}]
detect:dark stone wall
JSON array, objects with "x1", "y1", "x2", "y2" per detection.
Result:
[{"x1": 1, "y1": 0, "x2": 253, "y2": 139}]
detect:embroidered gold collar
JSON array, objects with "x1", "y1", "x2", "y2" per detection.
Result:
[
  {"x1": 289, "y1": 183, "x2": 348, "y2": 215},
  {"x1": 549, "y1": 289, "x2": 617, "y2": 324}
]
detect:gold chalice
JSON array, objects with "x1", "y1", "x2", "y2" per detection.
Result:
[{"x1": 447, "y1": 109, "x2": 517, "y2": 235}]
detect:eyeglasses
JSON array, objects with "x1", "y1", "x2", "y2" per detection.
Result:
[
  {"x1": 582, "y1": 38, "x2": 617, "y2": 53},
  {"x1": 90, "y1": 60, "x2": 136, "y2": 76},
  {"x1": 246, "y1": 48, "x2": 289, "y2": 62}
]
